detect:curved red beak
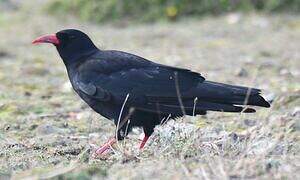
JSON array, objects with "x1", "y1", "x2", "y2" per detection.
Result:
[{"x1": 32, "y1": 34, "x2": 60, "y2": 45}]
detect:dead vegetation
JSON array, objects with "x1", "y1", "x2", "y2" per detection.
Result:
[{"x1": 0, "y1": 1, "x2": 299, "y2": 179}]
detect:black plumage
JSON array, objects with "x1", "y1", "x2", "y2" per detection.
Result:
[{"x1": 33, "y1": 29, "x2": 270, "y2": 154}]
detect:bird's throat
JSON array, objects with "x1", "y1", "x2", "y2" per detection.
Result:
[{"x1": 58, "y1": 48, "x2": 98, "y2": 67}]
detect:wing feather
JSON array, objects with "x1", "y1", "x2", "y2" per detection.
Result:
[{"x1": 76, "y1": 51, "x2": 204, "y2": 108}]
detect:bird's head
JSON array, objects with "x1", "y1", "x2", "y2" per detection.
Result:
[{"x1": 33, "y1": 29, "x2": 98, "y2": 64}]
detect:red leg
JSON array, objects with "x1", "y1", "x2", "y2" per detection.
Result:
[
  {"x1": 139, "y1": 135, "x2": 150, "y2": 149},
  {"x1": 95, "y1": 138, "x2": 117, "y2": 155}
]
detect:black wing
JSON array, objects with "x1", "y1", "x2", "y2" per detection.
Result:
[{"x1": 75, "y1": 50, "x2": 204, "y2": 114}]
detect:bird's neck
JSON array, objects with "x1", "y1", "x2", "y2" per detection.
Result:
[
  {"x1": 60, "y1": 48, "x2": 98, "y2": 67},
  {"x1": 62, "y1": 49, "x2": 99, "y2": 85}
]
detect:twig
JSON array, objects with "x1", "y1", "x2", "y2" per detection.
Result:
[
  {"x1": 242, "y1": 67, "x2": 259, "y2": 112},
  {"x1": 193, "y1": 97, "x2": 198, "y2": 116},
  {"x1": 115, "y1": 94, "x2": 130, "y2": 142},
  {"x1": 174, "y1": 71, "x2": 186, "y2": 115}
]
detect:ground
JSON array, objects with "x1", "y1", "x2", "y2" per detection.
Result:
[{"x1": 0, "y1": 1, "x2": 299, "y2": 180}]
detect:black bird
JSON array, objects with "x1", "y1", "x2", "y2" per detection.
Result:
[{"x1": 33, "y1": 29, "x2": 270, "y2": 154}]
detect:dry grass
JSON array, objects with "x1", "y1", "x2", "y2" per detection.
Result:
[{"x1": 0, "y1": 1, "x2": 299, "y2": 179}]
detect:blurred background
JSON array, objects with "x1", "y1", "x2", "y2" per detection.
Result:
[
  {"x1": 0, "y1": 0, "x2": 299, "y2": 179},
  {"x1": 48, "y1": 0, "x2": 300, "y2": 23}
]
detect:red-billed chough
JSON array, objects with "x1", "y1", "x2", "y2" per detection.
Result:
[{"x1": 33, "y1": 29, "x2": 270, "y2": 155}]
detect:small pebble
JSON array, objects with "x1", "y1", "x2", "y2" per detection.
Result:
[
  {"x1": 244, "y1": 119, "x2": 256, "y2": 126},
  {"x1": 235, "y1": 68, "x2": 248, "y2": 77},
  {"x1": 292, "y1": 107, "x2": 300, "y2": 117}
]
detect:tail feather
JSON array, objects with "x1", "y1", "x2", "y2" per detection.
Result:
[
  {"x1": 138, "y1": 81, "x2": 270, "y2": 116},
  {"x1": 193, "y1": 81, "x2": 270, "y2": 108},
  {"x1": 136, "y1": 101, "x2": 256, "y2": 116},
  {"x1": 246, "y1": 94, "x2": 270, "y2": 107}
]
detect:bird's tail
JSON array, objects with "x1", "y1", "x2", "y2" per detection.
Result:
[
  {"x1": 136, "y1": 81, "x2": 270, "y2": 116},
  {"x1": 187, "y1": 81, "x2": 270, "y2": 113}
]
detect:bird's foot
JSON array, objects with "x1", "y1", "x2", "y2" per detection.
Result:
[{"x1": 93, "y1": 138, "x2": 117, "y2": 157}]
